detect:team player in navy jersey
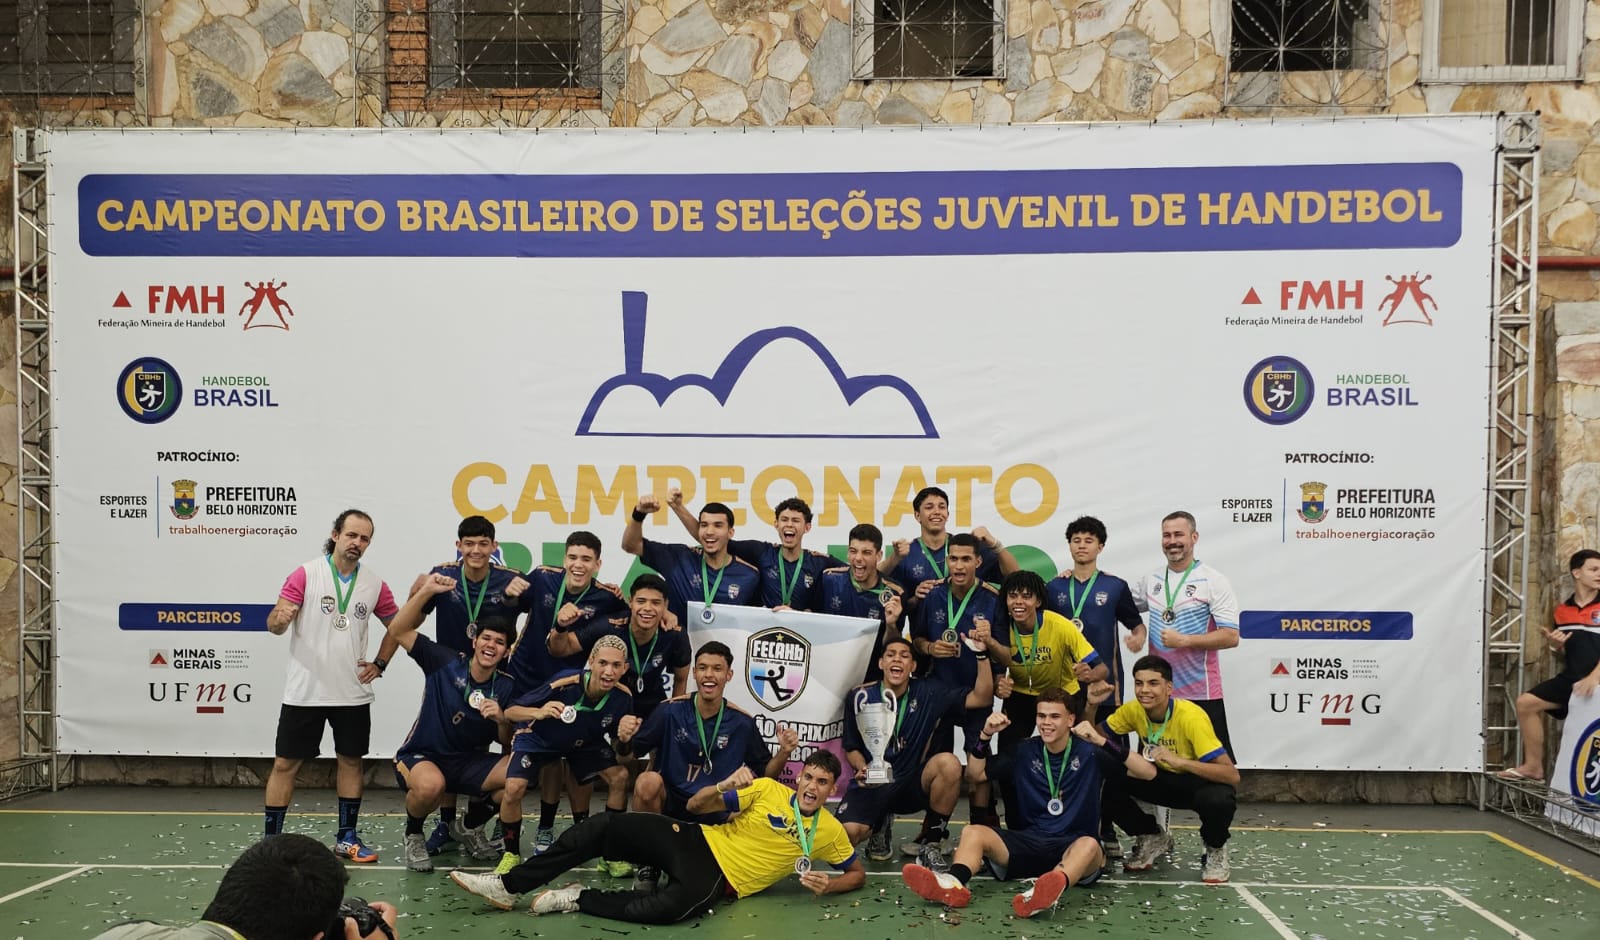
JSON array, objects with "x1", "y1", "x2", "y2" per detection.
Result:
[
  {"x1": 386, "y1": 573, "x2": 520, "y2": 872},
  {"x1": 504, "y1": 531, "x2": 629, "y2": 855},
  {"x1": 912, "y1": 533, "x2": 1002, "y2": 825},
  {"x1": 548, "y1": 574, "x2": 690, "y2": 721},
  {"x1": 817, "y1": 524, "x2": 906, "y2": 684},
  {"x1": 1044, "y1": 516, "x2": 1145, "y2": 703},
  {"x1": 668, "y1": 492, "x2": 842, "y2": 611},
  {"x1": 404, "y1": 516, "x2": 527, "y2": 854},
  {"x1": 622, "y1": 495, "x2": 761, "y2": 625},
  {"x1": 498, "y1": 636, "x2": 639, "y2": 877},
  {"x1": 880, "y1": 487, "x2": 1017, "y2": 611},
  {"x1": 901, "y1": 687, "x2": 1156, "y2": 917},
  {"x1": 837, "y1": 637, "x2": 994, "y2": 862}
]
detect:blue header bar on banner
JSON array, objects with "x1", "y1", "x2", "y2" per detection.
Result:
[{"x1": 80, "y1": 163, "x2": 1463, "y2": 257}]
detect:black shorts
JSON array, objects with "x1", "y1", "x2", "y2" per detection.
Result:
[
  {"x1": 1529, "y1": 676, "x2": 1578, "y2": 719},
  {"x1": 661, "y1": 787, "x2": 729, "y2": 824},
  {"x1": 835, "y1": 773, "x2": 927, "y2": 827},
  {"x1": 394, "y1": 751, "x2": 503, "y2": 795},
  {"x1": 508, "y1": 747, "x2": 617, "y2": 784},
  {"x1": 275, "y1": 703, "x2": 370, "y2": 760},
  {"x1": 993, "y1": 828, "x2": 1100, "y2": 882}
]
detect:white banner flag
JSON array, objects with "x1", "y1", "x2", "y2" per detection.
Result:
[
  {"x1": 1547, "y1": 687, "x2": 1600, "y2": 837},
  {"x1": 688, "y1": 602, "x2": 877, "y2": 794}
]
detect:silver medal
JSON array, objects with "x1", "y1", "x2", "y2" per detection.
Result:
[
  {"x1": 1161, "y1": 608, "x2": 1175, "y2": 623},
  {"x1": 941, "y1": 629, "x2": 959, "y2": 645},
  {"x1": 701, "y1": 607, "x2": 716, "y2": 624},
  {"x1": 560, "y1": 705, "x2": 577, "y2": 724},
  {"x1": 1047, "y1": 798, "x2": 1064, "y2": 816},
  {"x1": 334, "y1": 614, "x2": 349, "y2": 630},
  {"x1": 468, "y1": 690, "x2": 486, "y2": 709},
  {"x1": 637, "y1": 676, "x2": 646, "y2": 693},
  {"x1": 794, "y1": 857, "x2": 812, "y2": 875}
]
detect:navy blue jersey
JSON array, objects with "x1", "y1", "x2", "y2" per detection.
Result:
[
  {"x1": 575, "y1": 617, "x2": 691, "y2": 718},
  {"x1": 818, "y1": 569, "x2": 905, "y2": 682},
  {"x1": 842, "y1": 676, "x2": 967, "y2": 779},
  {"x1": 994, "y1": 737, "x2": 1115, "y2": 839},
  {"x1": 1043, "y1": 572, "x2": 1141, "y2": 699},
  {"x1": 397, "y1": 634, "x2": 517, "y2": 756},
  {"x1": 421, "y1": 562, "x2": 526, "y2": 654},
  {"x1": 916, "y1": 580, "x2": 1001, "y2": 689},
  {"x1": 891, "y1": 540, "x2": 1001, "y2": 597},
  {"x1": 726, "y1": 539, "x2": 842, "y2": 610},
  {"x1": 639, "y1": 540, "x2": 763, "y2": 624},
  {"x1": 506, "y1": 567, "x2": 627, "y2": 690},
  {"x1": 509, "y1": 669, "x2": 633, "y2": 754},
  {"x1": 630, "y1": 695, "x2": 772, "y2": 802}
]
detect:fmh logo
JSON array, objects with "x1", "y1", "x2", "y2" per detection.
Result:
[
  {"x1": 239, "y1": 280, "x2": 294, "y2": 330},
  {"x1": 746, "y1": 627, "x2": 809, "y2": 711},
  {"x1": 117, "y1": 357, "x2": 182, "y2": 424},
  {"x1": 1377, "y1": 273, "x2": 1436, "y2": 326},
  {"x1": 1243, "y1": 356, "x2": 1313, "y2": 425}
]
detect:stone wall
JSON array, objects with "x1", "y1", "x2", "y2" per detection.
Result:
[{"x1": 1, "y1": 0, "x2": 1598, "y2": 791}]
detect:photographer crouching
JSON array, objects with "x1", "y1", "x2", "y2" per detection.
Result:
[{"x1": 95, "y1": 834, "x2": 398, "y2": 940}]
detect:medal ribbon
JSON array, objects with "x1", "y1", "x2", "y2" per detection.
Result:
[
  {"x1": 326, "y1": 556, "x2": 358, "y2": 615},
  {"x1": 1067, "y1": 571, "x2": 1099, "y2": 623},
  {"x1": 1144, "y1": 700, "x2": 1174, "y2": 747},
  {"x1": 791, "y1": 796, "x2": 818, "y2": 858},
  {"x1": 573, "y1": 670, "x2": 612, "y2": 713},
  {"x1": 552, "y1": 580, "x2": 590, "y2": 628},
  {"x1": 694, "y1": 693, "x2": 726, "y2": 770},
  {"x1": 627, "y1": 627, "x2": 660, "y2": 687},
  {"x1": 1041, "y1": 739, "x2": 1067, "y2": 804},
  {"x1": 946, "y1": 582, "x2": 977, "y2": 639},
  {"x1": 776, "y1": 552, "x2": 804, "y2": 607},
  {"x1": 1011, "y1": 612, "x2": 1043, "y2": 686},
  {"x1": 460, "y1": 568, "x2": 488, "y2": 624},
  {"x1": 917, "y1": 538, "x2": 948, "y2": 579},
  {"x1": 1162, "y1": 561, "x2": 1198, "y2": 622},
  {"x1": 701, "y1": 554, "x2": 729, "y2": 612}
]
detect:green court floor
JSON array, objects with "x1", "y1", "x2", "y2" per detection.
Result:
[{"x1": 3, "y1": 791, "x2": 1598, "y2": 938}]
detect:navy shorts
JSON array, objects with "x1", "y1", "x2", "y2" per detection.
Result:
[
  {"x1": 508, "y1": 747, "x2": 617, "y2": 784},
  {"x1": 992, "y1": 828, "x2": 1101, "y2": 882},
  {"x1": 393, "y1": 751, "x2": 503, "y2": 795},
  {"x1": 835, "y1": 774, "x2": 927, "y2": 828}
]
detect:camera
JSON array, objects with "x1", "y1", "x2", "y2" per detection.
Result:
[{"x1": 327, "y1": 897, "x2": 391, "y2": 939}]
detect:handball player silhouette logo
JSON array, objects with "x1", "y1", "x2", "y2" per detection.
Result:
[
  {"x1": 576, "y1": 290, "x2": 938, "y2": 439},
  {"x1": 239, "y1": 279, "x2": 294, "y2": 330},
  {"x1": 1377, "y1": 272, "x2": 1437, "y2": 326}
]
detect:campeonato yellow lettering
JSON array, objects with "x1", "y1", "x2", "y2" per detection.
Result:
[{"x1": 453, "y1": 463, "x2": 1060, "y2": 528}]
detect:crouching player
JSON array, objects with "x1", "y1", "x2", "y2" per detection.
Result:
[
  {"x1": 387, "y1": 576, "x2": 521, "y2": 872},
  {"x1": 901, "y1": 688, "x2": 1155, "y2": 917}
]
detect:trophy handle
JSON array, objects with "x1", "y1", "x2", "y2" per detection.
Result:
[
  {"x1": 853, "y1": 687, "x2": 871, "y2": 712},
  {"x1": 881, "y1": 687, "x2": 896, "y2": 711}
]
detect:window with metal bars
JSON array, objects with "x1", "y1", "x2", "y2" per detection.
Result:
[
  {"x1": 427, "y1": 0, "x2": 601, "y2": 92},
  {"x1": 0, "y1": 0, "x2": 136, "y2": 96},
  {"x1": 1424, "y1": 0, "x2": 1580, "y2": 81},
  {"x1": 854, "y1": 0, "x2": 1003, "y2": 80},
  {"x1": 1229, "y1": 0, "x2": 1373, "y2": 73}
]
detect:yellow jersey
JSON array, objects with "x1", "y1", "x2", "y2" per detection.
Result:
[
  {"x1": 1106, "y1": 698, "x2": 1226, "y2": 773},
  {"x1": 700, "y1": 777, "x2": 856, "y2": 897},
  {"x1": 1005, "y1": 609, "x2": 1100, "y2": 694}
]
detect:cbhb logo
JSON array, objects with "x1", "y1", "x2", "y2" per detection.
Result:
[
  {"x1": 117, "y1": 357, "x2": 182, "y2": 424},
  {"x1": 1243, "y1": 356, "x2": 1313, "y2": 425},
  {"x1": 1571, "y1": 718, "x2": 1600, "y2": 809},
  {"x1": 746, "y1": 627, "x2": 809, "y2": 712}
]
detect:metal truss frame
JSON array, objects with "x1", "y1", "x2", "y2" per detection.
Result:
[
  {"x1": 1477, "y1": 113, "x2": 1598, "y2": 855},
  {"x1": 2, "y1": 127, "x2": 66, "y2": 800}
]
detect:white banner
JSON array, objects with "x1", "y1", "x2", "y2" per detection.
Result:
[
  {"x1": 46, "y1": 118, "x2": 1496, "y2": 767},
  {"x1": 686, "y1": 602, "x2": 877, "y2": 794},
  {"x1": 1547, "y1": 687, "x2": 1600, "y2": 837}
]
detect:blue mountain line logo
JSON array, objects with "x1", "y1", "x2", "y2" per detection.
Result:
[{"x1": 576, "y1": 291, "x2": 938, "y2": 439}]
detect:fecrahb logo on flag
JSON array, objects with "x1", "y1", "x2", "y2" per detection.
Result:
[{"x1": 746, "y1": 627, "x2": 809, "y2": 711}]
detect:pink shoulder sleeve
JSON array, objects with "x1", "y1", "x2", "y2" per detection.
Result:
[
  {"x1": 280, "y1": 567, "x2": 307, "y2": 604},
  {"x1": 374, "y1": 582, "x2": 399, "y2": 619}
]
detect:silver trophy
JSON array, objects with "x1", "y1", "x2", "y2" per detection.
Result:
[{"x1": 853, "y1": 686, "x2": 897, "y2": 786}]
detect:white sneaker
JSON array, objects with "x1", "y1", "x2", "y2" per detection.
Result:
[
  {"x1": 1123, "y1": 830, "x2": 1174, "y2": 872},
  {"x1": 449, "y1": 869, "x2": 518, "y2": 911},
  {"x1": 1201, "y1": 843, "x2": 1231, "y2": 884},
  {"x1": 531, "y1": 882, "x2": 584, "y2": 915}
]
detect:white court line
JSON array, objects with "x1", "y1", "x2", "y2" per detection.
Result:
[
  {"x1": 0, "y1": 866, "x2": 92, "y2": 904},
  {"x1": 1438, "y1": 887, "x2": 1539, "y2": 940},
  {"x1": 1234, "y1": 885, "x2": 1301, "y2": 940}
]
